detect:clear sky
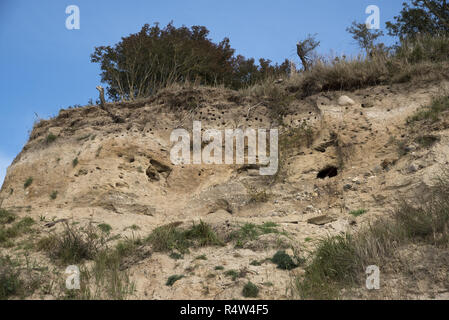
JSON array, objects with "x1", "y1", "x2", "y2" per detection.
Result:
[{"x1": 0, "y1": 0, "x2": 404, "y2": 186}]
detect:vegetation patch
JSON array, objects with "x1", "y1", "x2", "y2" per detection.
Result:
[
  {"x1": 166, "y1": 275, "x2": 184, "y2": 286},
  {"x1": 349, "y1": 209, "x2": 367, "y2": 217},
  {"x1": 0, "y1": 217, "x2": 35, "y2": 246},
  {"x1": 224, "y1": 270, "x2": 241, "y2": 281},
  {"x1": 0, "y1": 255, "x2": 43, "y2": 299},
  {"x1": 242, "y1": 281, "x2": 259, "y2": 298},
  {"x1": 296, "y1": 170, "x2": 449, "y2": 299},
  {"x1": 98, "y1": 223, "x2": 112, "y2": 234},
  {"x1": 146, "y1": 221, "x2": 223, "y2": 254},
  {"x1": 271, "y1": 250, "x2": 300, "y2": 270},
  {"x1": 24, "y1": 177, "x2": 33, "y2": 189},
  {"x1": 45, "y1": 133, "x2": 57, "y2": 144},
  {"x1": 407, "y1": 96, "x2": 449, "y2": 124},
  {"x1": 50, "y1": 191, "x2": 58, "y2": 200},
  {"x1": 0, "y1": 210, "x2": 16, "y2": 225},
  {"x1": 37, "y1": 222, "x2": 104, "y2": 264},
  {"x1": 230, "y1": 222, "x2": 286, "y2": 248}
]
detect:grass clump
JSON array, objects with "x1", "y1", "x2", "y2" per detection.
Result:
[
  {"x1": 349, "y1": 209, "x2": 367, "y2": 217},
  {"x1": 0, "y1": 255, "x2": 44, "y2": 299},
  {"x1": 166, "y1": 275, "x2": 184, "y2": 286},
  {"x1": 72, "y1": 157, "x2": 79, "y2": 167},
  {"x1": 224, "y1": 270, "x2": 241, "y2": 281},
  {"x1": 242, "y1": 281, "x2": 259, "y2": 298},
  {"x1": 146, "y1": 221, "x2": 223, "y2": 254},
  {"x1": 169, "y1": 252, "x2": 183, "y2": 260},
  {"x1": 214, "y1": 265, "x2": 224, "y2": 270},
  {"x1": 24, "y1": 177, "x2": 33, "y2": 189},
  {"x1": 0, "y1": 210, "x2": 16, "y2": 225},
  {"x1": 415, "y1": 135, "x2": 439, "y2": 148},
  {"x1": 45, "y1": 133, "x2": 57, "y2": 144},
  {"x1": 0, "y1": 217, "x2": 35, "y2": 246},
  {"x1": 230, "y1": 222, "x2": 285, "y2": 248},
  {"x1": 97, "y1": 223, "x2": 112, "y2": 234},
  {"x1": 407, "y1": 96, "x2": 449, "y2": 124},
  {"x1": 250, "y1": 260, "x2": 262, "y2": 266},
  {"x1": 272, "y1": 250, "x2": 299, "y2": 270},
  {"x1": 296, "y1": 170, "x2": 449, "y2": 299},
  {"x1": 0, "y1": 256, "x2": 23, "y2": 299},
  {"x1": 37, "y1": 223, "x2": 104, "y2": 264}
]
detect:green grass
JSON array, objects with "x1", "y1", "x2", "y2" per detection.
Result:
[
  {"x1": 0, "y1": 210, "x2": 16, "y2": 225},
  {"x1": 0, "y1": 256, "x2": 23, "y2": 299},
  {"x1": 50, "y1": 191, "x2": 58, "y2": 200},
  {"x1": 349, "y1": 209, "x2": 367, "y2": 217},
  {"x1": 0, "y1": 255, "x2": 45, "y2": 299},
  {"x1": 146, "y1": 221, "x2": 223, "y2": 254},
  {"x1": 195, "y1": 254, "x2": 207, "y2": 260},
  {"x1": 415, "y1": 135, "x2": 439, "y2": 148},
  {"x1": 242, "y1": 281, "x2": 259, "y2": 298},
  {"x1": 295, "y1": 171, "x2": 449, "y2": 299},
  {"x1": 72, "y1": 157, "x2": 79, "y2": 167},
  {"x1": 230, "y1": 222, "x2": 286, "y2": 248},
  {"x1": 407, "y1": 96, "x2": 449, "y2": 124},
  {"x1": 169, "y1": 252, "x2": 183, "y2": 260},
  {"x1": 214, "y1": 265, "x2": 224, "y2": 270},
  {"x1": 224, "y1": 270, "x2": 241, "y2": 281},
  {"x1": 272, "y1": 250, "x2": 300, "y2": 270},
  {"x1": 166, "y1": 275, "x2": 184, "y2": 286},
  {"x1": 45, "y1": 133, "x2": 57, "y2": 144},
  {"x1": 98, "y1": 223, "x2": 112, "y2": 234},
  {"x1": 37, "y1": 223, "x2": 103, "y2": 264},
  {"x1": 250, "y1": 260, "x2": 262, "y2": 266},
  {"x1": 24, "y1": 177, "x2": 33, "y2": 189},
  {"x1": 0, "y1": 217, "x2": 35, "y2": 246}
]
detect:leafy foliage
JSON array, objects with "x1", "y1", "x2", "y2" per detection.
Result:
[
  {"x1": 91, "y1": 22, "x2": 290, "y2": 100},
  {"x1": 386, "y1": 0, "x2": 449, "y2": 38}
]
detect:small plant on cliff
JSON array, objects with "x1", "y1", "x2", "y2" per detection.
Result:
[
  {"x1": 166, "y1": 274, "x2": 184, "y2": 286},
  {"x1": 24, "y1": 177, "x2": 33, "y2": 189},
  {"x1": 50, "y1": 191, "x2": 58, "y2": 200},
  {"x1": 242, "y1": 281, "x2": 259, "y2": 298},
  {"x1": 45, "y1": 133, "x2": 57, "y2": 144}
]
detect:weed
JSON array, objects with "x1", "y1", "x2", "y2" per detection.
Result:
[
  {"x1": 349, "y1": 209, "x2": 367, "y2": 217},
  {"x1": 166, "y1": 275, "x2": 184, "y2": 286},
  {"x1": 272, "y1": 250, "x2": 299, "y2": 270},
  {"x1": 24, "y1": 177, "x2": 33, "y2": 189},
  {"x1": 242, "y1": 281, "x2": 259, "y2": 298}
]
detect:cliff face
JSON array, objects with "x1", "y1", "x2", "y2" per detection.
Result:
[{"x1": 2, "y1": 80, "x2": 449, "y2": 299}]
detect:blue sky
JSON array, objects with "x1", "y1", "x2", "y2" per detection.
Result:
[{"x1": 0, "y1": 0, "x2": 404, "y2": 186}]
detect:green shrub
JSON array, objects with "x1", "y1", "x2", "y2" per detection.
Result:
[
  {"x1": 45, "y1": 133, "x2": 57, "y2": 144},
  {"x1": 24, "y1": 177, "x2": 33, "y2": 189},
  {"x1": 242, "y1": 281, "x2": 259, "y2": 298},
  {"x1": 272, "y1": 250, "x2": 298, "y2": 270}
]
